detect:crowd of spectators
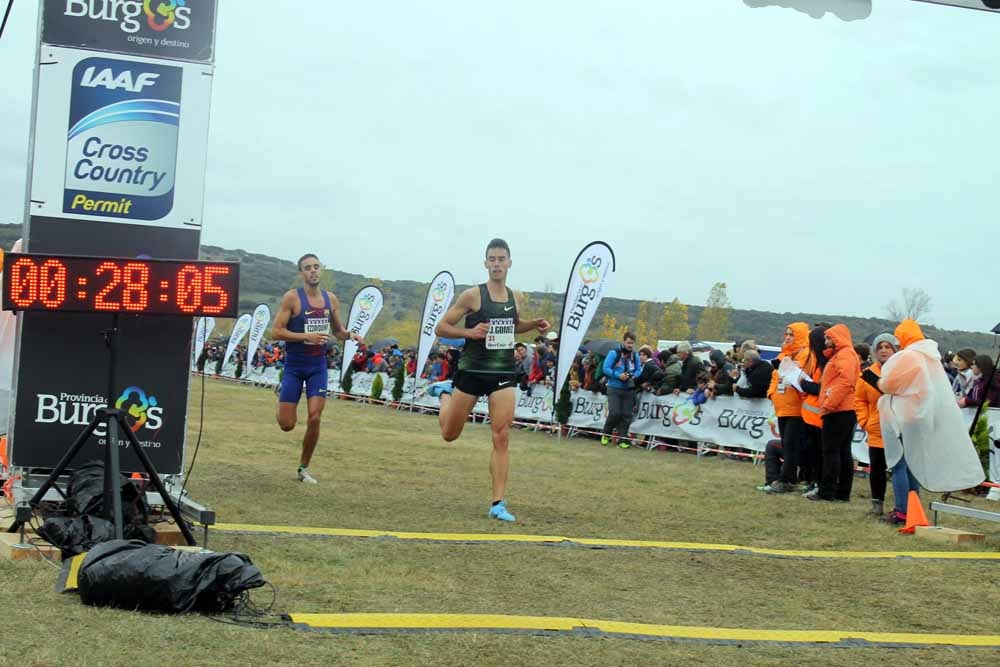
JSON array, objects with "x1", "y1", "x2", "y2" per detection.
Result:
[
  {"x1": 756, "y1": 320, "x2": 1000, "y2": 522},
  {"x1": 196, "y1": 337, "x2": 345, "y2": 376},
  {"x1": 198, "y1": 320, "x2": 998, "y2": 513},
  {"x1": 501, "y1": 324, "x2": 1000, "y2": 515}
]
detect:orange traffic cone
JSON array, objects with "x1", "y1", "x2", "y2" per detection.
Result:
[{"x1": 897, "y1": 491, "x2": 929, "y2": 534}]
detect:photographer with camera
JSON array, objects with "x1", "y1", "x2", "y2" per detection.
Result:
[{"x1": 601, "y1": 331, "x2": 641, "y2": 448}]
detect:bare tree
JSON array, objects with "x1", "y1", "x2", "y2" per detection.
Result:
[{"x1": 885, "y1": 288, "x2": 932, "y2": 322}]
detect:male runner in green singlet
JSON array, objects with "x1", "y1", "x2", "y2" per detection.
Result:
[{"x1": 430, "y1": 239, "x2": 550, "y2": 521}]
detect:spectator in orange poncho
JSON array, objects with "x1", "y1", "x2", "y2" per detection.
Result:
[{"x1": 877, "y1": 320, "x2": 984, "y2": 510}]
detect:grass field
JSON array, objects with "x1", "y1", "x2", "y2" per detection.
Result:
[{"x1": 2, "y1": 377, "x2": 999, "y2": 666}]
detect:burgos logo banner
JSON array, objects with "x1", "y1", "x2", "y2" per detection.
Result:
[
  {"x1": 341, "y1": 285, "x2": 385, "y2": 382},
  {"x1": 415, "y1": 271, "x2": 454, "y2": 388},
  {"x1": 63, "y1": 57, "x2": 181, "y2": 221},
  {"x1": 41, "y1": 1, "x2": 217, "y2": 63},
  {"x1": 555, "y1": 242, "x2": 615, "y2": 395}
]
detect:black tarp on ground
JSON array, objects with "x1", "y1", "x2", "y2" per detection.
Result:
[{"x1": 78, "y1": 540, "x2": 266, "y2": 613}]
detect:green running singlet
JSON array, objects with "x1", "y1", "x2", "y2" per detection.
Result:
[{"x1": 459, "y1": 284, "x2": 517, "y2": 375}]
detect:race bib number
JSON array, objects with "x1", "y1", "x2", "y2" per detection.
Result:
[
  {"x1": 486, "y1": 317, "x2": 515, "y2": 350},
  {"x1": 304, "y1": 317, "x2": 330, "y2": 345}
]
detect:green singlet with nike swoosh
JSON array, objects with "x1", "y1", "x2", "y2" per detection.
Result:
[{"x1": 454, "y1": 284, "x2": 517, "y2": 396}]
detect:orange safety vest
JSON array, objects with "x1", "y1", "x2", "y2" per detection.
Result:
[{"x1": 799, "y1": 356, "x2": 823, "y2": 428}]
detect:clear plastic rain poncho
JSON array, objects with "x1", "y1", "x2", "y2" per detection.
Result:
[{"x1": 877, "y1": 321, "x2": 984, "y2": 493}]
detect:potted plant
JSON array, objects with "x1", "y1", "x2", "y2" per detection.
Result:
[
  {"x1": 554, "y1": 377, "x2": 572, "y2": 436},
  {"x1": 971, "y1": 401, "x2": 992, "y2": 489},
  {"x1": 341, "y1": 366, "x2": 354, "y2": 400},
  {"x1": 371, "y1": 373, "x2": 384, "y2": 404},
  {"x1": 391, "y1": 364, "x2": 405, "y2": 406}
]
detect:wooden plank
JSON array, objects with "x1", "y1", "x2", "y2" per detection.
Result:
[
  {"x1": 915, "y1": 525, "x2": 985, "y2": 544},
  {"x1": 0, "y1": 532, "x2": 61, "y2": 561},
  {"x1": 153, "y1": 522, "x2": 188, "y2": 546}
]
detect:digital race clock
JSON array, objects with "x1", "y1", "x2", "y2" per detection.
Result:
[{"x1": 2, "y1": 253, "x2": 239, "y2": 317}]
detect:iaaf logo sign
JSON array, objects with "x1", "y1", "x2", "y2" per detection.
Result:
[
  {"x1": 35, "y1": 387, "x2": 164, "y2": 437},
  {"x1": 63, "y1": 0, "x2": 193, "y2": 34},
  {"x1": 64, "y1": 55, "x2": 181, "y2": 221}
]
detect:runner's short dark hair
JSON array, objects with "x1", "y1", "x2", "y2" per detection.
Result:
[
  {"x1": 297, "y1": 253, "x2": 320, "y2": 271},
  {"x1": 623, "y1": 331, "x2": 636, "y2": 342},
  {"x1": 485, "y1": 239, "x2": 510, "y2": 258}
]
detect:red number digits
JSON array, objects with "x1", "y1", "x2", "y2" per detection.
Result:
[
  {"x1": 94, "y1": 261, "x2": 122, "y2": 311},
  {"x1": 8, "y1": 258, "x2": 39, "y2": 309},
  {"x1": 200, "y1": 265, "x2": 230, "y2": 315},
  {"x1": 122, "y1": 262, "x2": 150, "y2": 311},
  {"x1": 38, "y1": 259, "x2": 67, "y2": 308}
]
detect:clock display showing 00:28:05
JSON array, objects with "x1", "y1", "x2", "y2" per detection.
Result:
[{"x1": 1, "y1": 254, "x2": 240, "y2": 317}]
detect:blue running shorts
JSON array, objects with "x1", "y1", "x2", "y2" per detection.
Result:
[{"x1": 278, "y1": 357, "x2": 329, "y2": 403}]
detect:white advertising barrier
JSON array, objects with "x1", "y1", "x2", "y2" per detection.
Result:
[
  {"x1": 329, "y1": 374, "x2": 1000, "y2": 462},
  {"x1": 200, "y1": 367, "x2": 1000, "y2": 465}
]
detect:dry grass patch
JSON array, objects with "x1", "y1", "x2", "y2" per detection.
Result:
[{"x1": 1, "y1": 378, "x2": 997, "y2": 666}]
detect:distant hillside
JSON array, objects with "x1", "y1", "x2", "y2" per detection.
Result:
[{"x1": 0, "y1": 225, "x2": 994, "y2": 353}]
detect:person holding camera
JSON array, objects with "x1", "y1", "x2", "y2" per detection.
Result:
[
  {"x1": 634, "y1": 345, "x2": 665, "y2": 393},
  {"x1": 601, "y1": 331, "x2": 641, "y2": 448}
]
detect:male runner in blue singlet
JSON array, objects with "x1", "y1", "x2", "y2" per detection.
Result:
[
  {"x1": 431, "y1": 239, "x2": 550, "y2": 521},
  {"x1": 273, "y1": 253, "x2": 362, "y2": 483}
]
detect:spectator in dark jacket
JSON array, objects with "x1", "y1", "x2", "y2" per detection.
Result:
[
  {"x1": 959, "y1": 355, "x2": 1000, "y2": 408},
  {"x1": 656, "y1": 350, "x2": 682, "y2": 394},
  {"x1": 734, "y1": 349, "x2": 774, "y2": 399},
  {"x1": 675, "y1": 341, "x2": 704, "y2": 394},
  {"x1": 635, "y1": 346, "x2": 665, "y2": 392},
  {"x1": 706, "y1": 348, "x2": 735, "y2": 398}
]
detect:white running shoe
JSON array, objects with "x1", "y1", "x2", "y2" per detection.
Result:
[
  {"x1": 986, "y1": 487, "x2": 1000, "y2": 502},
  {"x1": 298, "y1": 469, "x2": 318, "y2": 484}
]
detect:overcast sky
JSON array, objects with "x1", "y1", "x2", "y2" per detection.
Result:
[{"x1": 2, "y1": 1, "x2": 997, "y2": 331}]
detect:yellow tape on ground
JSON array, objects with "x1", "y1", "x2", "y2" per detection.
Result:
[
  {"x1": 214, "y1": 523, "x2": 1000, "y2": 560},
  {"x1": 286, "y1": 613, "x2": 1000, "y2": 647}
]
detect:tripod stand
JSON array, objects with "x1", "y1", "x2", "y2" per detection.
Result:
[{"x1": 7, "y1": 313, "x2": 196, "y2": 545}]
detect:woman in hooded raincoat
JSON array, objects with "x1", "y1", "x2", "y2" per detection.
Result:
[
  {"x1": 878, "y1": 320, "x2": 984, "y2": 496},
  {"x1": 810, "y1": 324, "x2": 860, "y2": 502},
  {"x1": 763, "y1": 322, "x2": 810, "y2": 493}
]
